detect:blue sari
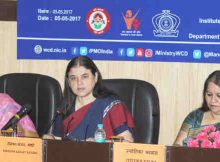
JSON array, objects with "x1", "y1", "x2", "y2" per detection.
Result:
[{"x1": 53, "y1": 96, "x2": 135, "y2": 141}]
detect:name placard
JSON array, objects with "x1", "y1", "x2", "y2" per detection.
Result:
[
  {"x1": 113, "y1": 142, "x2": 165, "y2": 162},
  {"x1": 0, "y1": 136, "x2": 42, "y2": 162}
]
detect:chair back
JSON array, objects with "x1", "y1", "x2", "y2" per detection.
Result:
[
  {"x1": 0, "y1": 73, "x2": 63, "y2": 136},
  {"x1": 103, "y1": 79, "x2": 160, "y2": 144}
]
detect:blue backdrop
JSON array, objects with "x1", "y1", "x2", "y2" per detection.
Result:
[{"x1": 17, "y1": 0, "x2": 220, "y2": 63}]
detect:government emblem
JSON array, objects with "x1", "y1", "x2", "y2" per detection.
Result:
[{"x1": 152, "y1": 10, "x2": 180, "y2": 37}]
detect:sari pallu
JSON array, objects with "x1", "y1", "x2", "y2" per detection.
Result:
[
  {"x1": 182, "y1": 108, "x2": 220, "y2": 145},
  {"x1": 62, "y1": 96, "x2": 135, "y2": 141},
  {"x1": 0, "y1": 93, "x2": 38, "y2": 137}
]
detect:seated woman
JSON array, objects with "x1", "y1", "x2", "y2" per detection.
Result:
[
  {"x1": 0, "y1": 93, "x2": 38, "y2": 137},
  {"x1": 52, "y1": 56, "x2": 135, "y2": 142},
  {"x1": 174, "y1": 70, "x2": 220, "y2": 146}
]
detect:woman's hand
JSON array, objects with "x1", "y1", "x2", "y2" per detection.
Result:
[
  {"x1": 86, "y1": 137, "x2": 95, "y2": 142},
  {"x1": 42, "y1": 134, "x2": 58, "y2": 140},
  {"x1": 117, "y1": 130, "x2": 134, "y2": 142}
]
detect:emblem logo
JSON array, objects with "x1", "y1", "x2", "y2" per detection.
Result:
[
  {"x1": 152, "y1": 10, "x2": 180, "y2": 37},
  {"x1": 34, "y1": 45, "x2": 43, "y2": 54},
  {"x1": 86, "y1": 8, "x2": 111, "y2": 35}
]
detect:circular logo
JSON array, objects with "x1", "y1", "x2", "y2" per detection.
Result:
[
  {"x1": 86, "y1": 8, "x2": 111, "y2": 35},
  {"x1": 34, "y1": 45, "x2": 42, "y2": 54},
  {"x1": 158, "y1": 16, "x2": 174, "y2": 32}
]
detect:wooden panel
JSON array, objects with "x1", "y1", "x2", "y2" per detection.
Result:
[
  {"x1": 0, "y1": 1, "x2": 16, "y2": 21},
  {"x1": 167, "y1": 146, "x2": 220, "y2": 162},
  {"x1": 44, "y1": 140, "x2": 112, "y2": 162}
]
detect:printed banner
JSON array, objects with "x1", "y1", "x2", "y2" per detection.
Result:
[{"x1": 17, "y1": 0, "x2": 220, "y2": 63}]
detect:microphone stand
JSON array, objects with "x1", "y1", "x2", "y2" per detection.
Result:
[
  {"x1": 11, "y1": 122, "x2": 17, "y2": 137},
  {"x1": 42, "y1": 112, "x2": 61, "y2": 137},
  {"x1": 41, "y1": 109, "x2": 63, "y2": 138}
]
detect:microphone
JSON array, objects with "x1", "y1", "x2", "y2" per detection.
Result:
[
  {"x1": 1, "y1": 104, "x2": 32, "y2": 130},
  {"x1": 42, "y1": 109, "x2": 62, "y2": 135}
]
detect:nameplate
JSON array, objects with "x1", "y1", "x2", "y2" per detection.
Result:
[
  {"x1": 113, "y1": 142, "x2": 165, "y2": 162},
  {"x1": 0, "y1": 136, "x2": 42, "y2": 162}
]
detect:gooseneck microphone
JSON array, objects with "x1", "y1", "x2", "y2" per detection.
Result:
[
  {"x1": 42, "y1": 109, "x2": 62, "y2": 135},
  {"x1": 1, "y1": 104, "x2": 32, "y2": 130}
]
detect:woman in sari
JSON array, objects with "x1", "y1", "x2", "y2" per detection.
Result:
[
  {"x1": 53, "y1": 56, "x2": 135, "y2": 142},
  {"x1": 174, "y1": 70, "x2": 220, "y2": 146},
  {"x1": 0, "y1": 93, "x2": 38, "y2": 137}
]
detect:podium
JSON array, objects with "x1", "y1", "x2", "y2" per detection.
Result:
[
  {"x1": 44, "y1": 140, "x2": 113, "y2": 162},
  {"x1": 1, "y1": 136, "x2": 220, "y2": 162},
  {"x1": 166, "y1": 146, "x2": 220, "y2": 162},
  {"x1": 44, "y1": 141, "x2": 220, "y2": 162}
]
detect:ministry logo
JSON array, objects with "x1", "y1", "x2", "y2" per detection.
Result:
[
  {"x1": 152, "y1": 10, "x2": 180, "y2": 37},
  {"x1": 86, "y1": 8, "x2": 111, "y2": 35}
]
